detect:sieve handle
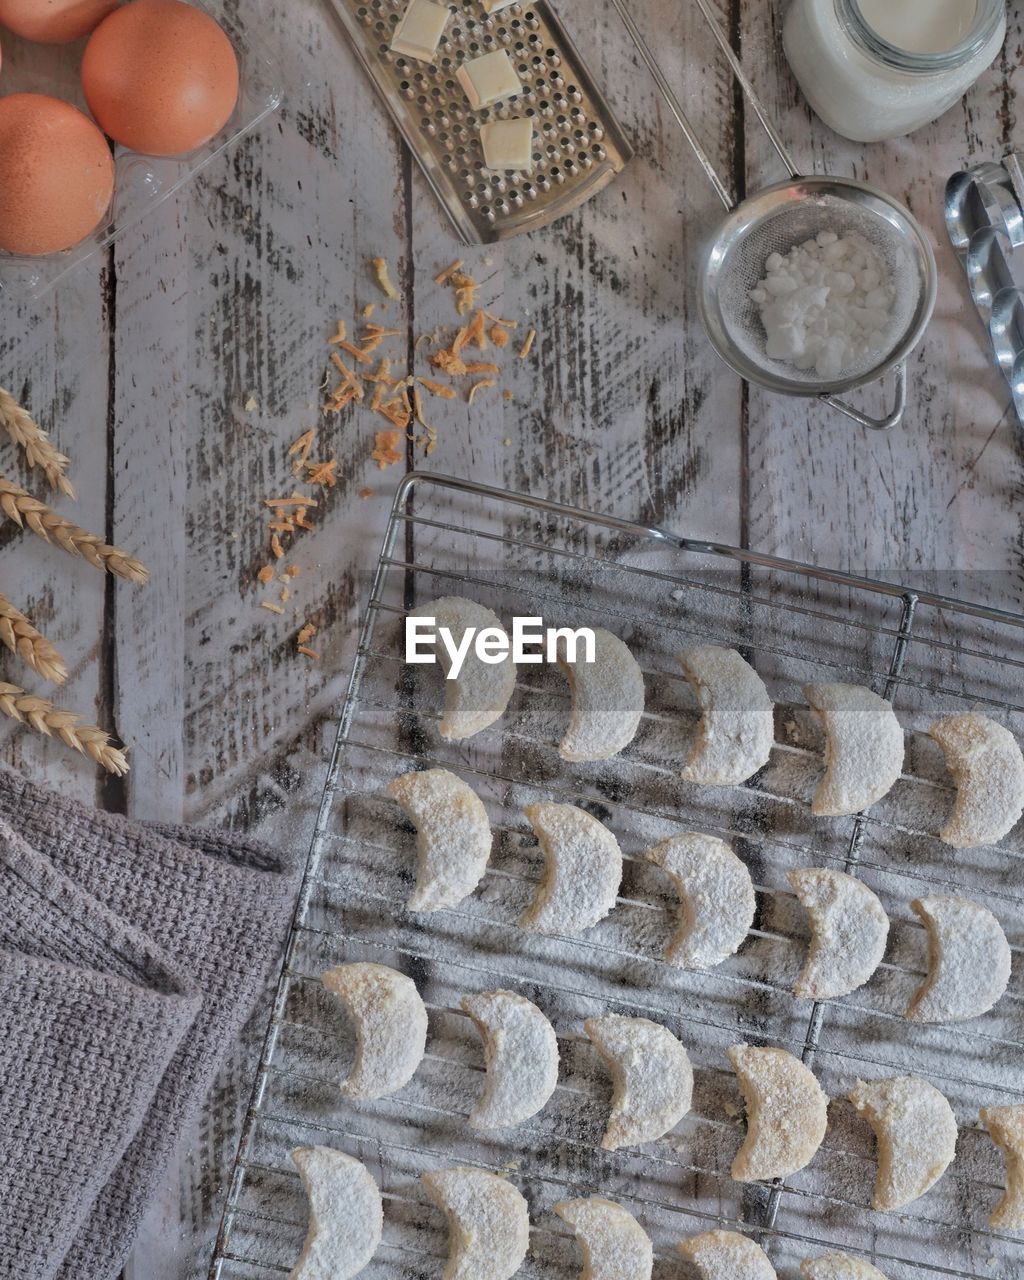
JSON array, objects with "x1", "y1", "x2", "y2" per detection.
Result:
[
  {"x1": 607, "y1": 0, "x2": 799, "y2": 211},
  {"x1": 819, "y1": 362, "x2": 907, "y2": 431},
  {"x1": 690, "y1": 0, "x2": 799, "y2": 181},
  {"x1": 607, "y1": 0, "x2": 732, "y2": 208}
]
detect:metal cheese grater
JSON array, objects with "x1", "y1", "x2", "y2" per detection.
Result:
[{"x1": 324, "y1": 0, "x2": 633, "y2": 242}]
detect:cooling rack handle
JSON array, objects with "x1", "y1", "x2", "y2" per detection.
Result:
[{"x1": 819, "y1": 361, "x2": 907, "y2": 431}]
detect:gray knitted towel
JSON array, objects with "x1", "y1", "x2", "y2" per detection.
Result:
[{"x1": 0, "y1": 766, "x2": 300, "y2": 1280}]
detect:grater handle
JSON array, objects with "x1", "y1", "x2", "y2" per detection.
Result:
[
  {"x1": 607, "y1": 0, "x2": 799, "y2": 211},
  {"x1": 819, "y1": 361, "x2": 907, "y2": 431}
]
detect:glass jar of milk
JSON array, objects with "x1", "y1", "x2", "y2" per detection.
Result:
[{"x1": 783, "y1": 0, "x2": 1006, "y2": 142}]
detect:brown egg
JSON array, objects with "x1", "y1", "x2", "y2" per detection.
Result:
[
  {"x1": 0, "y1": 0, "x2": 117, "y2": 44},
  {"x1": 0, "y1": 93, "x2": 114, "y2": 256},
  {"x1": 82, "y1": 0, "x2": 239, "y2": 157}
]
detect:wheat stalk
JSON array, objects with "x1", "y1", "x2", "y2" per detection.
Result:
[
  {"x1": 0, "y1": 593, "x2": 67, "y2": 685},
  {"x1": 0, "y1": 681, "x2": 128, "y2": 775},
  {"x1": 0, "y1": 387, "x2": 75, "y2": 499},
  {"x1": 0, "y1": 475, "x2": 148, "y2": 584}
]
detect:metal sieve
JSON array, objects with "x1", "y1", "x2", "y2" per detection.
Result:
[{"x1": 609, "y1": 0, "x2": 937, "y2": 430}]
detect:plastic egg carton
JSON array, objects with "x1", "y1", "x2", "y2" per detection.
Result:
[
  {"x1": 945, "y1": 151, "x2": 1024, "y2": 428},
  {"x1": 0, "y1": 0, "x2": 283, "y2": 300}
]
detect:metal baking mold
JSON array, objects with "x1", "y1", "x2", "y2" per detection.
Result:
[
  {"x1": 324, "y1": 0, "x2": 632, "y2": 242},
  {"x1": 945, "y1": 153, "x2": 1024, "y2": 426}
]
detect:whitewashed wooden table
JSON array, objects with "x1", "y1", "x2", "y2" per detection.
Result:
[{"x1": 1, "y1": 0, "x2": 1023, "y2": 1275}]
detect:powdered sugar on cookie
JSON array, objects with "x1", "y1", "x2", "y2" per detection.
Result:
[
  {"x1": 462, "y1": 989, "x2": 559, "y2": 1129},
  {"x1": 848, "y1": 1075, "x2": 957, "y2": 1211},
  {"x1": 422, "y1": 1166, "x2": 530, "y2": 1280},
  {"x1": 789, "y1": 868, "x2": 889, "y2": 1000},
  {"x1": 388, "y1": 767, "x2": 493, "y2": 911},
  {"x1": 554, "y1": 1197, "x2": 653, "y2": 1280},
  {"x1": 929, "y1": 713, "x2": 1024, "y2": 848},
  {"x1": 322, "y1": 962, "x2": 428, "y2": 1100},
  {"x1": 584, "y1": 1013, "x2": 693, "y2": 1150},
  {"x1": 805, "y1": 683, "x2": 903, "y2": 816},
  {"x1": 557, "y1": 627, "x2": 645, "y2": 762},
  {"x1": 678, "y1": 1230, "x2": 778, "y2": 1279},
  {"x1": 645, "y1": 832, "x2": 755, "y2": 969},
  {"x1": 290, "y1": 1147, "x2": 383, "y2": 1280},
  {"x1": 728, "y1": 1043, "x2": 828, "y2": 1182},
  {"x1": 519, "y1": 802, "x2": 622, "y2": 935},
  {"x1": 678, "y1": 646, "x2": 774, "y2": 786},
  {"x1": 907, "y1": 894, "x2": 1011, "y2": 1023}
]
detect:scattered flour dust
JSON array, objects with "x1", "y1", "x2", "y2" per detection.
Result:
[{"x1": 749, "y1": 229, "x2": 896, "y2": 379}]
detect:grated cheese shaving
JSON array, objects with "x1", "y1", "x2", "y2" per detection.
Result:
[
  {"x1": 434, "y1": 259, "x2": 464, "y2": 285},
  {"x1": 264, "y1": 493, "x2": 319, "y2": 509},
  {"x1": 288, "y1": 429, "x2": 315, "y2": 474},
  {"x1": 519, "y1": 328, "x2": 536, "y2": 359},
  {"x1": 430, "y1": 348, "x2": 467, "y2": 377},
  {"x1": 334, "y1": 339, "x2": 371, "y2": 366},
  {"x1": 418, "y1": 377, "x2": 456, "y2": 399},
  {"x1": 305, "y1": 458, "x2": 338, "y2": 488},
  {"x1": 468, "y1": 378, "x2": 497, "y2": 403},
  {"x1": 449, "y1": 271, "x2": 478, "y2": 314},
  {"x1": 466, "y1": 310, "x2": 488, "y2": 350},
  {"x1": 372, "y1": 256, "x2": 401, "y2": 300},
  {"x1": 372, "y1": 429, "x2": 404, "y2": 468},
  {"x1": 364, "y1": 357, "x2": 396, "y2": 385}
]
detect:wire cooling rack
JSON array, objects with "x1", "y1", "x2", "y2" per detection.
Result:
[{"x1": 210, "y1": 472, "x2": 1024, "y2": 1279}]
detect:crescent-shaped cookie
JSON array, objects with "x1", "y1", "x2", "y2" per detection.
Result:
[
  {"x1": 290, "y1": 1147, "x2": 383, "y2": 1280},
  {"x1": 387, "y1": 767, "x2": 493, "y2": 911},
  {"x1": 462, "y1": 990, "x2": 560, "y2": 1129},
  {"x1": 678, "y1": 1230, "x2": 777, "y2": 1279},
  {"x1": 554, "y1": 1197, "x2": 653, "y2": 1280},
  {"x1": 422, "y1": 1166, "x2": 530, "y2": 1280},
  {"x1": 848, "y1": 1075, "x2": 957, "y2": 1211},
  {"x1": 557, "y1": 626, "x2": 645, "y2": 762},
  {"x1": 519, "y1": 802, "x2": 623, "y2": 935},
  {"x1": 804, "y1": 683, "x2": 904, "y2": 817},
  {"x1": 800, "y1": 1255, "x2": 890, "y2": 1280},
  {"x1": 321, "y1": 962, "x2": 428, "y2": 1100},
  {"x1": 907, "y1": 895, "x2": 1011, "y2": 1023},
  {"x1": 584, "y1": 1014, "x2": 693, "y2": 1150},
  {"x1": 929, "y1": 713, "x2": 1024, "y2": 848},
  {"x1": 409, "y1": 596, "x2": 516, "y2": 740},
  {"x1": 644, "y1": 832, "x2": 755, "y2": 969},
  {"x1": 728, "y1": 1044, "x2": 829, "y2": 1182},
  {"x1": 789, "y1": 868, "x2": 889, "y2": 1000},
  {"x1": 980, "y1": 1104, "x2": 1024, "y2": 1230},
  {"x1": 677, "y1": 646, "x2": 774, "y2": 786}
]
